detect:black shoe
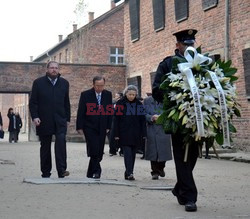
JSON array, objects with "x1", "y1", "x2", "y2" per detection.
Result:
[
  {"x1": 140, "y1": 156, "x2": 145, "y2": 160},
  {"x1": 58, "y1": 170, "x2": 70, "y2": 178},
  {"x1": 172, "y1": 189, "x2": 186, "y2": 205},
  {"x1": 152, "y1": 174, "x2": 159, "y2": 180},
  {"x1": 42, "y1": 173, "x2": 51, "y2": 178},
  {"x1": 92, "y1": 173, "x2": 100, "y2": 179},
  {"x1": 158, "y1": 170, "x2": 165, "y2": 177},
  {"x1": 127, "y1": 174, "x2": 135, "y2": 180},
  {"x1": 185, "y1": 201, "x2": 197, "y2": 212},
  {"x1": 205, "y1": 155, "x2": 211, "y2": 159}
]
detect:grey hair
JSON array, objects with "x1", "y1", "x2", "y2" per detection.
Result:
[{"x1": 123, "y1": 85, "x2": 138, "y2": 96}]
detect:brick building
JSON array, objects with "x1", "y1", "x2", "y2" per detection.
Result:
[
  {"x1": 115, "y1": 0, "x2": 250, "y2": 150},
  {"x1": 33, "y1": 2, "x2": 125, "y2": 66}
]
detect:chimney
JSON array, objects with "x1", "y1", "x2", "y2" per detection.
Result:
[
  {"x1": 30, "y1": 56, "x2": 33, "y2": 62},
  {"x1": 58, "y1": 35, "x2": 63, "y2": 42},
  {"x1": 111, "y1": 0, "x2": 116, "y2": 9},
  {"x1": 73, "y1": 24, "x2": 77, "y2": 32},
  {"x1": 88, "y1": 12, "x2": 94, "y2": 22}
]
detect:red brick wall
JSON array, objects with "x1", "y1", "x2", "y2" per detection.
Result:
[
  {"x1": 69, "y1": 6, "x2": 124, "y2": 64},
  {"x1": 0, "y1": 62, "x2": 126, "y2": 139},
  {"x1": 123, "y1": 0, "x2": 250, "y2": 150}
]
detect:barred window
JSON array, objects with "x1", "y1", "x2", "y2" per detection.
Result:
[
  {"x1": 202, "y1": 0, "x2": 218, "y2": 11},
  {"x1": 129, "y1": 0, "x2": 140, "y2": 42},
  {"x1": 174, "y1": 0, "x2": 189, "y2": 22},
  {"x1": 152, "y1": 0, "x2": 165, "y2": 31}
]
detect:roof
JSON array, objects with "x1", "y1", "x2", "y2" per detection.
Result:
[{"x1": 33, "y1": 3, "x2": 124, "y2": 62}]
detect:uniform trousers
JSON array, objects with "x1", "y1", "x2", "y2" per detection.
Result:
[{"x1": 172, "y1": 134, "x2": 199, "y2": 203}]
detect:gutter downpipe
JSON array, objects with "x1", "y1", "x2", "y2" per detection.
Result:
[{"x1": 225, "y1": 0, "x2": 230, "y2": 61}]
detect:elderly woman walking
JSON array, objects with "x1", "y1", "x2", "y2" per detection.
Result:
[
  {"x1": 144, "y1": 95, "x2": 172, "y2": 180},
  {"x1": 114, "y1": 85, "x2": 147, "y2": 180}
]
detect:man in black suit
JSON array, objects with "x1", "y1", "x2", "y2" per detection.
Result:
[
  {"x1": 29, "y1": 61, "x2": 71, "y2": 178},
  {"x1": 76, "y1": 76, "x2": 112, "y2": 179}
]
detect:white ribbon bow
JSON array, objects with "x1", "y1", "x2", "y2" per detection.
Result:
[{"x1": 177, "y1": 47, "x2": 212, "y2": 138}]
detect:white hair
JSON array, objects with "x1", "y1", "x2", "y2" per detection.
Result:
[{"x1": 123, "y1": 85, "x2": 138, "y2": 96}]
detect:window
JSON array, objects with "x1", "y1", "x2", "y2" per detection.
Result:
[
  {"x1": 202, "y1": 0, "x2": 218, "y2": 11},
  {"x1": 174, "y1": 0, "x2": 189, "y2": 22},
  {"x1": 110, "y1": 47, "x2": 124, "y2": 65},
  {"x1": 243, "y1": 48, "x2": 250, "y2": 99},
  {"x1": 129, "y1": 0, "x2": 140, "y2": 42},
  {"x1": 65, "y1": 49, "x2": 68, "y2": 63},
  {"x1": 127, "y1": 76, "x2": 142, "y2": 97},
  {"x1": 59, "y1": 53, "x2": 62, "y2": 63},
  {"x1": 152, "y1": 0, "x2": 165, "y2": 31}
]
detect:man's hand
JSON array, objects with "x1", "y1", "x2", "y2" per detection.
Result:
[
  {"x1": 33, "y1": 118, "x2": 41, "y2": 126},
  {"x1": 77, "y1": 129, "x2": 84, "y2": 135},
  {"x1": 151, "y1": 114, "x2": 159, "y2": 122}
]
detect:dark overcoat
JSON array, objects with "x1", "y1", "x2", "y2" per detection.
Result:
[
  {"x1": 7, "y1": 112, "x2": 16, "y2": 132},
  {"x1": 0, "y1": 112, "x2": 2, "y2": 126},
  {"x1": 76, "y1": 88, "x2": 112, "y2": 157},
  {"x1": 29, "y1": 75, "x2": 71, "y2": 136},
  {"x1": 144, "y1": 96, "x2": 172, "y2": 162},
  {"x1": 113, "y1": 97, "x2": 147, "y2": 147}
]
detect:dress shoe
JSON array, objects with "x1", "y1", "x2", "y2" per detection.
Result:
[
  {"x1": 127, "y1": 174, "x2": 135, "y2": 180},
  {"x1": 58, "y1": 170, "x2": 70, "y2": 178},
  {"x1": 205, "y1": 155, "x2": 211, "y2": 159},
  {"x1": 152, "y1": 174, "x2": 159, "y2": 180},
  {"x1": 158, "y1": 170, "x2": 165, "y2": 177},
  {"x1": 172, "y1": 189, "x2": 186, "y2": 205},
  {"x1": 185, "y1": 201, "x2": 197, "y2": 212},
  {"x1": 92, "y1": 173, "x2": 100, "y2": 179}
]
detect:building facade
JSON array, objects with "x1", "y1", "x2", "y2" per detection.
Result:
[
  {"x1": 116, "y1": 0, "x2": 250, "y2": 150},
  {"x1": 33, "y1": 3, "x2": 125, "y2": 66}
]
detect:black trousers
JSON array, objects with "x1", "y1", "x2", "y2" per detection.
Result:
[
  {"x1": 39, "y1": 133, "x2": 67, "y2": 177},
  {"x1": 150, "y1": 161, "x2": 166, "y2": 176},
  {"x1": 123, "y1": 145, "x2": 136, "y2": 176},
  {"x1": 172, "y1": 134, "x2": 199, "y2": 203}
]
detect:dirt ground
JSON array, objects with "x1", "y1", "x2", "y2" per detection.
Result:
[{"x1": 0, "y1": 136, "x2": 250, "y2": 219}]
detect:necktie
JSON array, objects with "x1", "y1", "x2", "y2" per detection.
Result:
[{"x1": 97, "y1": 94, "x2": 101, "y2": 106}]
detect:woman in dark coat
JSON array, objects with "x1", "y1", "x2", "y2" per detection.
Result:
[
  {"x1": 144, "y1": 96, "x2": 172, "y2": 180},
  {"x1": 7, "y1": 108, "x2": 18, "y2": 143},
  {"x1": 114, "y1": 85, "x2": 147, "y2": 180}
]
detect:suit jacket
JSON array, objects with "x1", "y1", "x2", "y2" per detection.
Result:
[
  {"x1": 76, "y1": 88, "x2": 112, "y2": 134},
  {"x1": 29, "y1": 74, "x2": 71, "y2": 136}
]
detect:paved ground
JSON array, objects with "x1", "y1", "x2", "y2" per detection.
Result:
[{"x1": 0, "y1": 134, "x2": 250, "y2": 219}]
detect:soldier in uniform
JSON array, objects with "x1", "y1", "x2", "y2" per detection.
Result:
[{"x1": 152, "y1": 29, "x2": 199, "y2": 212}]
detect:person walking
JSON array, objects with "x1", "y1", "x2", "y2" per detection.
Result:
[
  {"x1": 29, "y1": 61, "x2": 71, "y2": 178},
  {"x1": 113, "y1": 85, "x2": 147, "y2": 180},
  {"x1": 144, "y1": 95, "x2": 172, "y2": 180},
  {"x1": 108, "y1": 92, "x2": 123, "y2": 156},
  {"x1": 15, "y1": 112, "x2": 22, "y2": 142},
  {"x1": 76, "y1": 76, "x2": 112, "y2": 179},
  {"x1": 152, "y1": 29, "x2": 199, "y2": 212},
  {"x1": 7, "y1": 108, "x2": 18, "y2": 143}
]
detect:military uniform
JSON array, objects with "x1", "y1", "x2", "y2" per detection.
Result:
[{"x1": 152, "y1": 29, "x2": 199, "y2": 212}]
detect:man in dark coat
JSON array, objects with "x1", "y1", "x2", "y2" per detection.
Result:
[
  {"x1": 76, "y1": 76, "x2": 112, "y2": 179},
  {"x1": 29, "y1": 61, "x2": 71, "y2": 178},
  {"x1": 152, "y1": 29, "x2": 199, "y2": 212}
]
